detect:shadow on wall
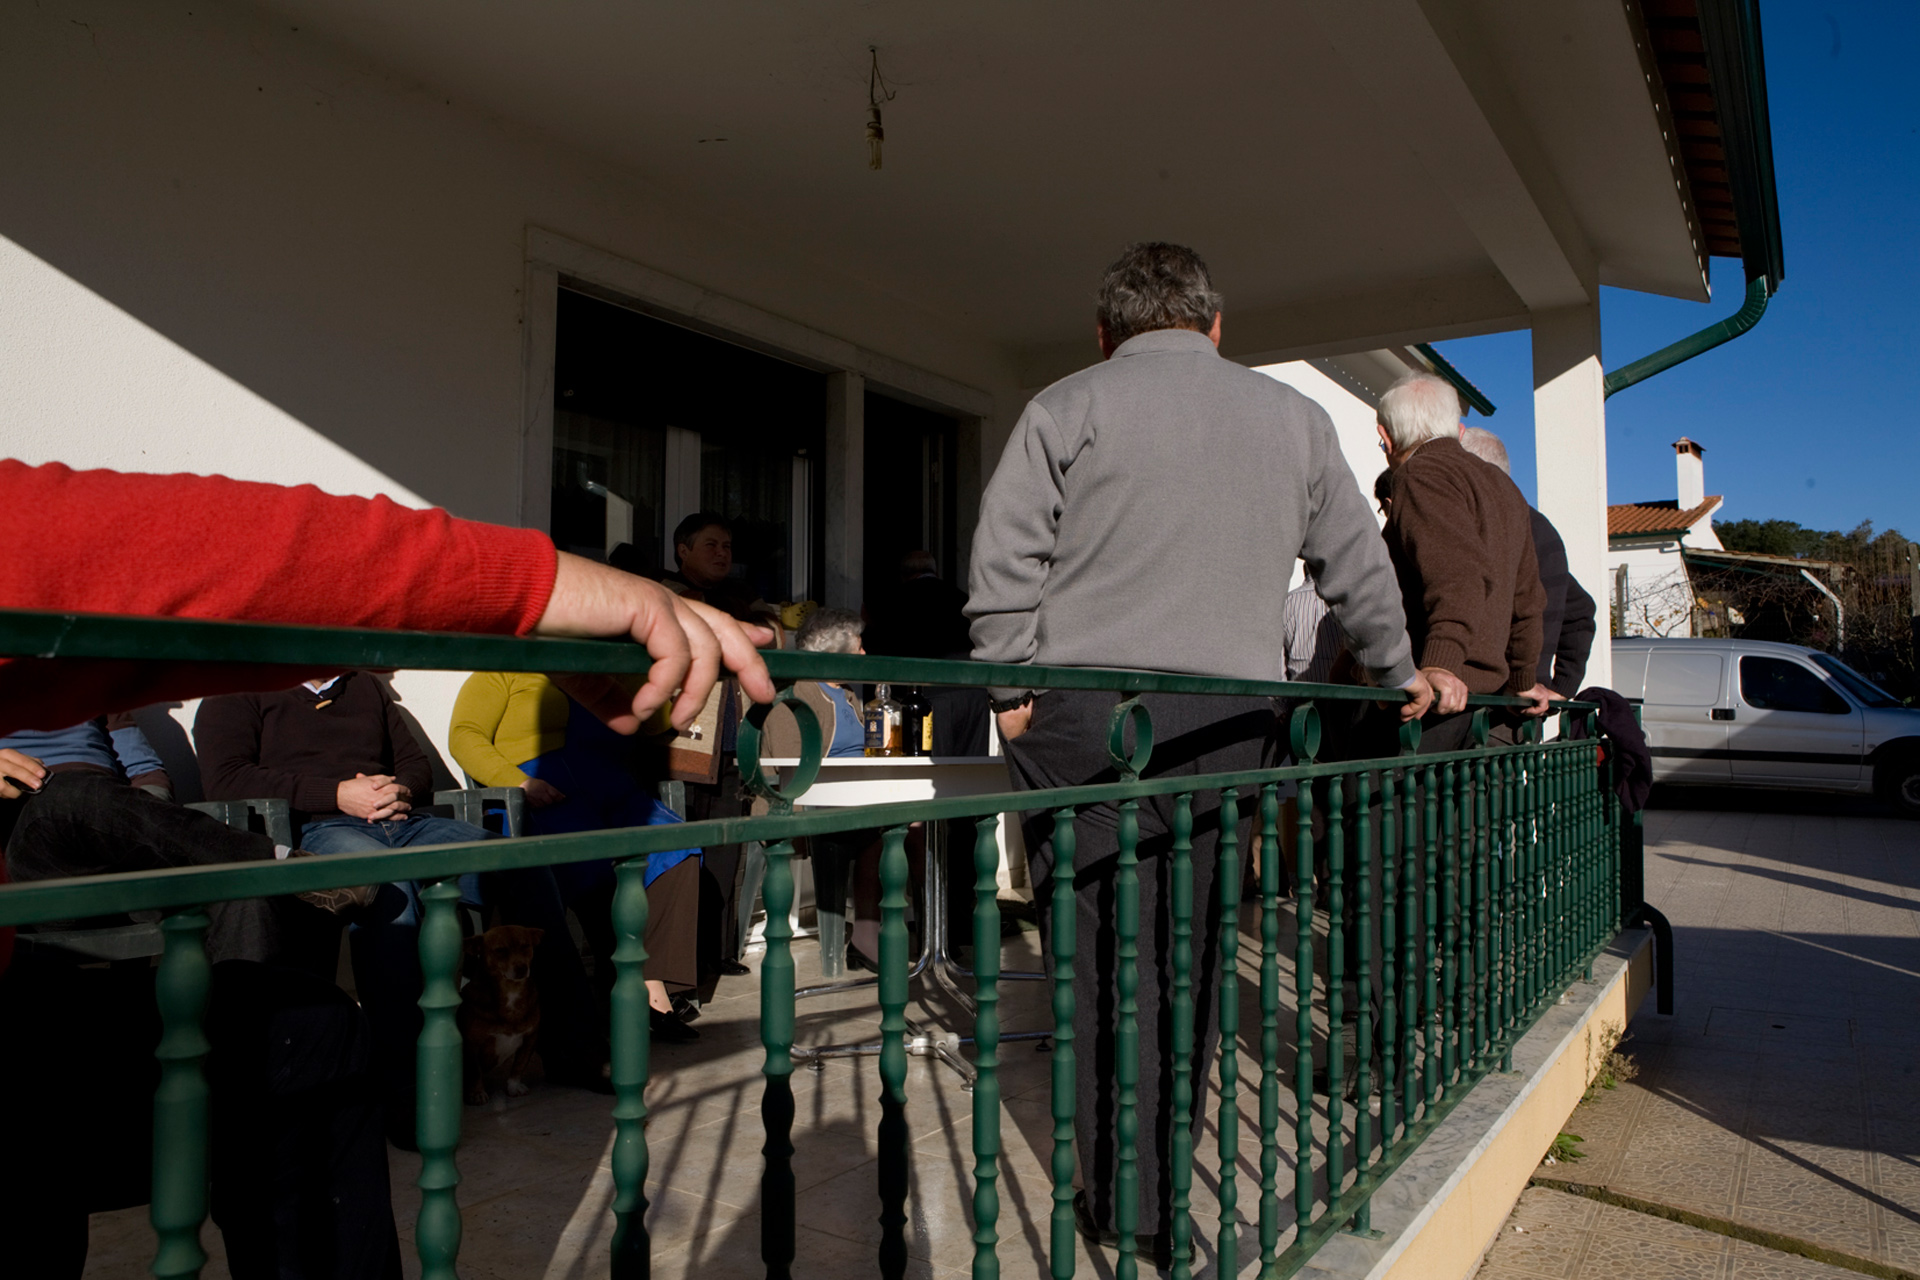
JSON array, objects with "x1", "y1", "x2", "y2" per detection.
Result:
[{"x1": 0, "y1": 4, "x2": 536, "y2": 520}]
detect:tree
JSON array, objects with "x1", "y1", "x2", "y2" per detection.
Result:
[{"x1": 1709, "y1": 517, "x2": 1917, "y2": 701}]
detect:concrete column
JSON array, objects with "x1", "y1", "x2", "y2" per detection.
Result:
[
  {"x1": 1532, "y1": 301, "x2": 1612, "y2": 690},
  {"x1": 824, "y1": 371, "x2": 865, "y2": 608}
]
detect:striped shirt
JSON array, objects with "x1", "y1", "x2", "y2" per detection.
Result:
[{"x1": 1282, "y1": 584, "x2": 1344, "y2": 684}]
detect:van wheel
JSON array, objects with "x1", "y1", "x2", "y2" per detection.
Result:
[{"x1": 1876, "y1": 752, "x2": 1920, "y2": 818}]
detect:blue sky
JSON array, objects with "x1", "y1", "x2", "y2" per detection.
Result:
[{"x1": 1432, "y1": 0, "x2": 1917, "y2": 538}]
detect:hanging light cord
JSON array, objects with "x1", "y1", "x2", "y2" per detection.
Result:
[{"x1": 869, "y1": 46, "x2": 897, "y2": 111}]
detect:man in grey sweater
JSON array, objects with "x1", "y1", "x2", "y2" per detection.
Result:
[{"x1": 967, "y1": 242, "x2": 1430, "y2": 1259}]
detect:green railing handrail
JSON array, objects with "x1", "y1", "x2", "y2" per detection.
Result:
[
  {"x1": 0, "y1": 737, "x2": 1590, "y2": 928},
  {"x1": 1, "y1": 605, "x2": 1625, "y2": 1280},
  {"x1": 0, "y1": 607, "x2": 1592, "y2": 711}
]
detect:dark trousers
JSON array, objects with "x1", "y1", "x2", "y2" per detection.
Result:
[
  {"x1": 685, "y1": 760, "x2": 748, "y2": 967},
  {"x1": 0, "y1": 955, "x2": 401, "y2": 1279},
  {"x1": 2, "y1": 770, "x2": 330, "y2": 969},
  {"x1": 1008, "y1": 690, "x2": 1278, "y2": 1236}
]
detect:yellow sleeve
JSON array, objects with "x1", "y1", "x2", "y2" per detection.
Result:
[{"x1": 448, "y1": 672, "x2": 533, "y2": 788}]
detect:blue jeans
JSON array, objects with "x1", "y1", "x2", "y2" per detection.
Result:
[{"x1": 299, "y1": 814, "x2": 491, "y2": 926}]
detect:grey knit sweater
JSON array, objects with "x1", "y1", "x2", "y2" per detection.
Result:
[{"x1": 966, "y1": 328, "x2": 1415, "y2": 695}]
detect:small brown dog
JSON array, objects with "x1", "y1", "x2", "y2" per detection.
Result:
[{"x1": 459, "y1": 925, "x2": 544, "y2": 1105}]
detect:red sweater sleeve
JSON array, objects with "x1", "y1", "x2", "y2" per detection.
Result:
[{"x1": 0, "y1": 461, "x2": 559, "y2": 733}]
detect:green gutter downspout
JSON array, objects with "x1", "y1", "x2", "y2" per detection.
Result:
[{"x1": 1601, "y1": 274, "x2": 1771, "y2": 400}]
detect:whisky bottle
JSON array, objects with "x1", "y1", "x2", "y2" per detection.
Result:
[{"x1": 863, "y1": 683, "x2": 905, "y2": 757}]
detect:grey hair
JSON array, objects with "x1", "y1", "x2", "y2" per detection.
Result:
[
  {"x1": 796, "y1": 606, "x2": 864, "y2": 655},
  {"x1": 1459, "y1": 427, "x2": 1511, "y2": 476},
  {"x1": 1377, "y1": 373, "x2": 1463, "y2": 454},
  {"x1": 1095, "y1": 242, "x2": 1223, "y2": 347}
]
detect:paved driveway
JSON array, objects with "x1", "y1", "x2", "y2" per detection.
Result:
[{"x1": 1479, "y1": 787, "x2": 1920, "y2": 1280}]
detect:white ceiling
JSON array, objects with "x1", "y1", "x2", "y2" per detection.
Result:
[{"x1": 251, "y1": 0, "x2": 1707, "y2": 373}]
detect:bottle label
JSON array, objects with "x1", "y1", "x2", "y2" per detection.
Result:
[{"x1": 921, "y1": 711, "x2": 933, "y2": 753}]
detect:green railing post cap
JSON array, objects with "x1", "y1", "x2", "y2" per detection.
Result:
[
  {"x1": 1107, "y1": 697, "x2": 1154, "y2": 779},
  {"x1": 738, "y1": 687, "x2": 822, "y2": 806},
  {"x1": 1469, "y1": 709, "x2": 1490, "y2": 748},
  {"x1": 1397, "y1": 718, "x2": 1422, "y2": 756},
  {"x1": 1288, "y1": 702, "x2": 1322, "y2": 763}
]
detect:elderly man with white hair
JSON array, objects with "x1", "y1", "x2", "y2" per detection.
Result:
[
  {"x1": 1375, "y1": 373, "x2": 1555, "y2": 749},
  {"x1": 1459, "y1": 427, "x2": 1599, "y2": 698}
]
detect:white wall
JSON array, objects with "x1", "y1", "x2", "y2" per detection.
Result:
[
  {"x1": 0, "y1": 0, "x2": 1022, "y2": 765},
  {"x1": 1609, "y1": 542, "x2": 1695, "y2": 638},
  {"x1": 1256, "y1": 360, "x2": 1391, "y2": 589}
]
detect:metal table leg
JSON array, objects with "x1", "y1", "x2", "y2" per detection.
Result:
[{"x1": 792, "y1": 817, "x2": 1050, "y2": 1085}]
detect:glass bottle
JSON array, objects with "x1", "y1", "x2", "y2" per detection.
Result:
[
  {"x1": 900, "y1": 687, "x2": 933, "y2": 756},
  {"x1": 863, "y1": 683, "x2": 905, "y2": 757}
]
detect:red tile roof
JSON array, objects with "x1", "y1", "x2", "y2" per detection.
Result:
[{"x1": 1607, "y1": 496, "x2": 1722, "y2": 538}]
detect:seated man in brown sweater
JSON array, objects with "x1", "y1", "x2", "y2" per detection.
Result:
[
  {"x1": 196, "y1": 671, "x2": 611, "y2": 1143},
  {"x1": 1375, "y1": 373, "x2": 1554, "y2": 751}
]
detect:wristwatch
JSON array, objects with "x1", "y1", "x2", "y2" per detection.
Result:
[{"x1": 988, "y1": 691, "x2": 1035, "y2": 714}]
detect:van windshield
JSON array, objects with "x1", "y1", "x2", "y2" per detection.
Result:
[{"x1": 1809, "y1": 654, "x2": 1902, "y2": 708}]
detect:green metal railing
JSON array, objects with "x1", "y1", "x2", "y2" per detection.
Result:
[{"x1": 0, "y1": 609, "x2": 1631, "y2": 1279}]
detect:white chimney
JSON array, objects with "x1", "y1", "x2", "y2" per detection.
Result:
[{"x1": 1674, "y1": 437, "x2": 1705, "y2": 510}]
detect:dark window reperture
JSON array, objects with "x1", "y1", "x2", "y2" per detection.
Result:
[
  {"x1": 1739, "y1": 656, "x2": 1850, "y2": 716},
  {"x1": 551, "y1": 288, "x2": 825, "y2": 603}
]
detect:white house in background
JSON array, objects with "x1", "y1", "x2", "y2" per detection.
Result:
[{"x1": 1607, "y1": 437, "x2": 1725, "y2": 636}]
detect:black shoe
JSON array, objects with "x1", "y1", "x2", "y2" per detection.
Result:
[
  {"x1": 650, "y1": 1008, "x2": 701, "y2": 1043},
  {"x1": 670, "y1": 993, "x2": 702, "y2": 1023},
  {"x1": 715, "y1": 958, "x2": 751, "y2": 976},
  {"x1": 1071, "y1": 1191, "x2": 1194, "y2": 1270},
  {"x1": 845, "y1": 942, "x2": 879, "y2": 972}
]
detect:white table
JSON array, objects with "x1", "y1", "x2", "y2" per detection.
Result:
[{"x1": 754, "y1": 754, "x2": 1043, "y2": 1085}]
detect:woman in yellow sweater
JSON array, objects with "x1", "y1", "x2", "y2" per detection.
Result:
[{"x1": 449, "y1": 672, "x2": 700, "y2": 1044}]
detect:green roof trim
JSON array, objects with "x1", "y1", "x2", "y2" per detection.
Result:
[{"x1": 1414, "y1": 342, "x2": 1496, "y2": 417}]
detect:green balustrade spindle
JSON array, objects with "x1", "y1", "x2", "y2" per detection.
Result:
[
  {"x1": 760, "y1": 838, "x2": 798, "y2": 1280},
  {"x1": 1168, "y1": 792, "x2": 1197, "y2": 1280},
  {"x1": 1352, "y1": 769, "x2": 1375, "y2": 1231},
  {"x1": 1440, "y1": 761, "x2": 1460, "y2": 1089},
  {"x1": 1114, "y1": 793, "x2": 1141, "y2": 1280},
  {"x1": 1401, "y1": 763, "x2": 1421, "y2": 1128},
  {"x1": 1421, "y1": 764, "x2": 1440, "y2": 1105},
  {"x1": 415, "y1": 879, "x2": 466, "y2": 1280},
  {"x1": 878, "y1": 824, "x2": 912, "y2": 1279},
  {"x1": 1379, "y1": 768, "x2": 1400, "y2": 1151},
  {"x1": 151, "y1": 910, "x2": 212, "y2": 1280},
  {"x1": 1287, "y1": 780, "x2": 1309, "y2": 1241},
  {"x1": 1214, "y1": 788, "x2": 1242, "y2": 1280},
  {"x1": 1048, "y1": 808, "x2": 1080, "y2": 1280},
  {"x1": 609, "y1": 858, "x2": 653, "y2": 1278},
  {"x1": 1325, "y1": 774, "x2": 1347, "y2": 1200},
  {"x1": 972, "y1": 816, "x2": 1004, "y2": 1280}
]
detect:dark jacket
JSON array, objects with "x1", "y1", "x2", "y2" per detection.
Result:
[
  {"x1": 1529, "y1": 510, "x2": 1599, "y2": 698},
  {"x1": 1384, "y1": 437, "x2": 1545, "y2": 694},
  {"x1": 195, "y1": 672, "x2": 433, "y2": 818},
  {"x1": 865, "y1": 575, "x2": 973, "y2": 660}
]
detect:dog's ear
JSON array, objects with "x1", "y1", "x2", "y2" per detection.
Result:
[{"x1": 525, "y1": 927, "x2": 545, "y2": 947}]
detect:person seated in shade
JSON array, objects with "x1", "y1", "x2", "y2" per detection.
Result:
[
  {"x1": 448, "y1": 671, "x2": 702, "y2": 1044},
  {"x1": 763, "y1": 608, "x2": 921, "y2": 971},
  {"x1": 195, "y1": 671, "x2": 614, "y2": 1139},
  {"x1": 0, "y1": 714, "x2": 352, "y2": 965}
]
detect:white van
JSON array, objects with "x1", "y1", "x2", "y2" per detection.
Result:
[{"x1": 1611, "y1": 637, "x2": 1920, "y2": 817}]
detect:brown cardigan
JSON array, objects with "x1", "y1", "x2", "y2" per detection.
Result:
[{"x1": 1383, "y1": 437, "x2": 1545, "y2": 695}]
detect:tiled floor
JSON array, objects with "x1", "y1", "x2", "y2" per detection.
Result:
[
  {"x1": 82, "y1": 909, "x2": 1347, "y2": 1279},
  {"x1": 80, "y1": 791, "x2": 1920, "y2": 1278},
  {"x1": 1482, "y1": 789, "x2": 1920, "y2": 1279}
]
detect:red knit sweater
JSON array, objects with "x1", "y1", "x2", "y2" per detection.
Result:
[
  {"x1": 0, "y1": 460, "x2": 558, "y2": 735},
  {"x1": 0, "y1": 460, "x2": 560, "y2": 972}
]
